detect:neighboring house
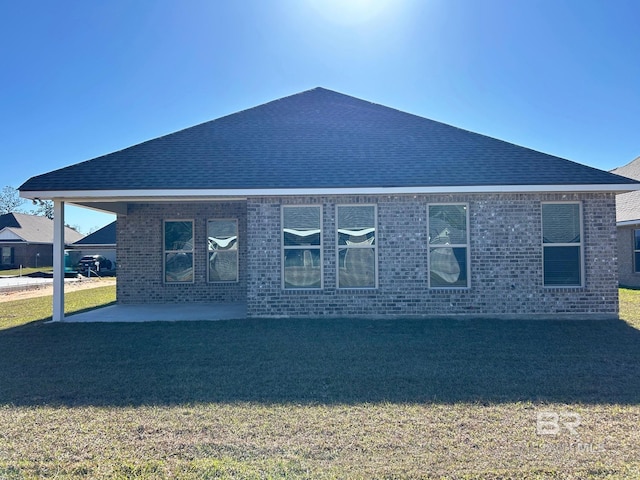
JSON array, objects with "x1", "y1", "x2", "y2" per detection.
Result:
[
  {"x1": 611, "y1": 157, "x2": 640, "y2": 288},
  {"x1": 67, "y1": 221, "x2": 117, "y2": 269},
  {"x1": 18, "y1": 88, "x2": 640, "y2": 321},
  {"x1": 0, "y1": 212, "x2": 84, "y2": 269}
]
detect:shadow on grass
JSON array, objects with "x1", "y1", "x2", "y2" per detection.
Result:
[{"x1": 2, "y1": 317, "x2": 640, "y2": 406}]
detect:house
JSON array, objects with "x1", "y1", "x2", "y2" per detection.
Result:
[
  {"x1": 18, "y1": 87, "x2": 640, "y2": 321},
  {"x1": 66, "y1": 221, "x2": 117, "y2": 270},
  {"x1": 0, "y1": 212, "x2": 83, "y2": 270},
  {"x1": 611, "y1": 157, "x2": 640, "y2": 288}
]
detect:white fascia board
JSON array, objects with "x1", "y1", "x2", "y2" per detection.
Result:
[
  {"x1": 617, "y1": 219, "x2": 640, "y2": 227},
  {"x1": 20, "y1": 183, "x2": 640, "y2": 201}
]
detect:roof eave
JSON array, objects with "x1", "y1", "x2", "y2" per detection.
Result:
[
  {"x1": 19, "y1": 184, "x2": 640, "y2": 201},
  {"x1": 617, "y1": 219, "x2": 640, "y2": 227}
]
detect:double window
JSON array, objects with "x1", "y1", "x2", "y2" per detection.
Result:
[
  {"x1": 542, "y1": 202, "x2": 583, "y2": 287},
  {"x1": 427, "y1": 204, "x2": 470, "y2": 288},
  {"x1": 163, "y1": 219, "x2": 239, "y2": 284},
  {"x1": 163, "y1": 220, "x2": 194, "y2": 283},
  {"x1": 280, "y1": 204, "x2": 379, "y2": 289}
]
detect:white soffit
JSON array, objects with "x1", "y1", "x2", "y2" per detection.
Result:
[{"x1": 19, "y1": 183, "x2": 640, "y2": 202}]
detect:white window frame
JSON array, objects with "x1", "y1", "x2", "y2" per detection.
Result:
[
  {"x1": 163, "y1": 219, "x2": 195, "y2": 284},
  {"x1": 207, "y1": 218, "x2": 239, "y2": 283},
  {"x1": 427, "y1": 203, "x2": 470, "y2": 289},
  {"x1": 633, "y1": 229, "x2": 640, "y2": 274},
  {"x1": 541, "y1": 201, "x2": 584, "y2": 288},
  {"x1": 281, "y1": 205, "x2": 323, "y2": 290},
  {"x1": 336, "y1": 204, "x2": 378, "y2": 289}
]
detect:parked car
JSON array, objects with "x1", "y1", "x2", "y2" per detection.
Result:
[{"x1": 77, "y1": 255, "x2": 112, "y2": 275}]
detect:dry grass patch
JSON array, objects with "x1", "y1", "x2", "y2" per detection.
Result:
[{"x1": 1, "y1": 403, "x2": 639, "y2": 479}]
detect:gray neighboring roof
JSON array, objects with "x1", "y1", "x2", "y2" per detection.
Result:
[
  {"x1": 19, "y1": 87, "x2": 638, "y2": 193},
  {"x1": 0, "y1": 212, "x2": 84, "y2": 244},
  {"x1": 612, "y1": 156, "x2": 640, "y2": 223},
  {"x1": 71, "y1": 221, "x2": 116, "y2": 246}
]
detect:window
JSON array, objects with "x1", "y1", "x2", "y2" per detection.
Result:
[
  {"x1": 208, "y1": 220, "x2": 238, "y2": 282},
  {"x1": 282, "y1": 206, "x2": 322, "y2": 289},
  {"x1": 1, "y1": 247, "x2": 13, "y2": 266},
  {"x1": 634, "y1": 230, "x2": 640, "y2": 273},
  {"x1": 428, "y1": 204, "x2": 469, "y2": 288},
  {"x1": 164, "y1": 220, "x2": 194, "y2": 283},
  {"x1": 337, "y1": 205, "x2": 377, "y2": 288},
  {"x1": 542, "y1": 203, "x2": 583, "y2": 286}
]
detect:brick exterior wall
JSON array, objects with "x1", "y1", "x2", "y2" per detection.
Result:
[
  {"x1": 115, "y1": 193, "x2": 619, "y2": 318},
  {"x1": 246, "y1": 193, "x2": 618, "y2": 318},
  {"x1": 617, "y1": 225, "x2": 640, "y2": 288},
  {"x1": 0, "y1": 243, "x2": 53, "y2": 269},
  {"x1": 117, "y1": 202, "x2": 247, "y2": 304}
]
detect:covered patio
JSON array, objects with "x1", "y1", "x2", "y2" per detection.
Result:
[{"x1": 64, "y1": 301, "x2": 247, "y2": 323}]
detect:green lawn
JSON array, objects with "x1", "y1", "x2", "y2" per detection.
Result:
[
  {"x1": 0, "y1": 289, "x2": 639, "y2": 478},
  {"x1": 0, "y1": 266, "x2": 53, "y2": 276}
]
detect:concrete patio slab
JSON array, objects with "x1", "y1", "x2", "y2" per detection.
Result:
[{"x1": 64, "y1": 302, "x2": 247, "y2": 322}]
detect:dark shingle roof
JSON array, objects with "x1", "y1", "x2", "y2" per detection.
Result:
[
  {"x1": 19, "y1": 87, "x2": 637, "y2": 192},
  {"x1": 612, "y1": 156, "x2": 640, "y2": 223},
  {"x1": 72, "y1": 221, "x2": 116, "y2": 245},
  {"x1": 0, "y1": 212, "x2": 84, "y2": 244}
]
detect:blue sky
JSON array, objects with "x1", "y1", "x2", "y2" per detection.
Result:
[{"x1": 2, "y1": 0, "x2": 639, "y2": 233}]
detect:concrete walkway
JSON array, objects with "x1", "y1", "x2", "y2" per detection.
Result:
[{"x1": 64, "y1": 302, "x2": 247, "y2": 322}]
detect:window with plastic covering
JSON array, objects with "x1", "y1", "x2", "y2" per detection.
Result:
[
  {"x1": 282, "y1": 206, "x2": 322, "y2": 289},
  {"x1": 336, "y1": 205, "x2": 377, "y2": 289},
  {"x1": 208, "y1": 219, "x2": 238, "y2": 282},
  {"x1": 427, "y1": 204, "x2": 469, "y2": 288},
  {"x1": 164, "y1": 220, "x2": 194, "y2": 283}
]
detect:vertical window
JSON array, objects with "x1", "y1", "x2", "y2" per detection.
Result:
[
  {"x1": 337, "y1": 205, "x2": 377, "y2": 288},
  {"x1": 1, "y1": 247, "x2": 13, "y2": 266},
  {"x1": 282, "y1": 206, "x2": 322, "y2": 289},
  {"x1": 428, "y1": 204, "x2": 469, "y2": 288},
  {"x1": 208, "y1": 219, "x2": 238, "y2": 282},
  {"x1": 164, "y1": 220, "x2": 194, "y2": 283},
  {"x1": 634, "y1": 230, "x2": 640, "y2": 273},
  {"x1": 542, "y1": 203, "x2": 583, "y2": 286}
]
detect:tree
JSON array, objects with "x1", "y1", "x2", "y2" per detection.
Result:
[
  {"x1": 0, "y1": 186, "x2": 26, "y2": 215},
  {"x1": 33, "y1": 200, "x2": 54, "y2": 219}
]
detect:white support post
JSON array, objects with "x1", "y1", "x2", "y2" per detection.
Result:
[{"x1": 52, "y1": 199, "x2": 65, "y2": 322}]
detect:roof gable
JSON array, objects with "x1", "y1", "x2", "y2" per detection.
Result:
[
  {"x1": 612, "y1": 156, "x2": 640, "y2": 223},
  {"x1": 0, "y1": 212, "x2": 84, "y2": 244},
  {"x1": 72, "y1": 221, "x2": 116, "y2": 245},
  {"x1": 19, "y1": 88, "x2": 638, "y2": 193}
]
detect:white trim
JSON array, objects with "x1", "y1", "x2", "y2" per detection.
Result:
[
  {"x1": 20, "y1": 183, "x2": 640, "y2": 201},
  {"x1": 427, "y1": 203, "x2": 471, "y2": 289},
  {"x1": 632, "y1": 228, "x2": 640, "y2": 275},
  {"x1": 541, "y1": 201, "x2": 584, "y2": 288},
  {"x1": 336, "y1": 204, "x2": 378, "y2": 290},
  {"x1": 281, "y1": 205, "x2": 323, "y2": 290},
  {"x1": 617, "y1": 220, "x2": 640, "y2": 227},
  {"x1": 207, "y1": 218, "x2": 239, "y2": 283},
  {"x1": 163, "y1": 219, "x2": 195, "y2": 284}
]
